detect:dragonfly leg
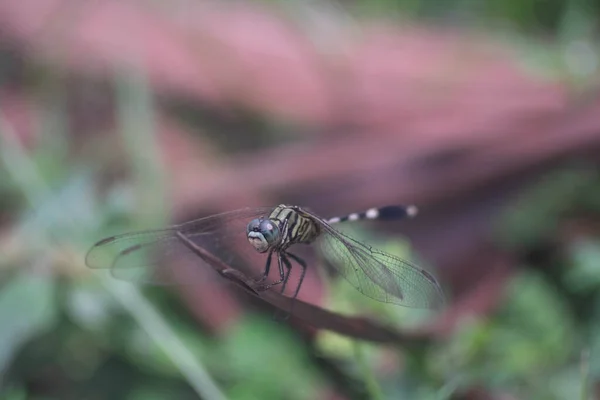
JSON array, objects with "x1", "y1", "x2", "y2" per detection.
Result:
[
  {"x1": 273, "y1": 253, "x2": 295, "y2": 321},
  {"x1": 256, "y1": 251, "x2": 286, "y2": 291},
  {"x1": 280, "y1": 254, "x2": 293, "y2": 294},
  {"x1": 255, "y1": 251, "x2": 273, "y2": 283},
  {"x1": 286, "y1": 252, "x2": 307, "y2": 301},
  {"x1": 274, "y1": 252, "x2": 306, "y2": 319}
]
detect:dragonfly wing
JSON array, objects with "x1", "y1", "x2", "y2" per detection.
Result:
[
  {"x1": 85, "y1": 207, "x2": 273, "y2": 285},
  {"x1": 313, "y1": 220, "x2": 444, "y2": 309}
]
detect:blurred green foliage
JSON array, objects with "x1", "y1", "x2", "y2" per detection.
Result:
[{"x1": 352, "y1": 0, "x2": 598, "y2": 35}]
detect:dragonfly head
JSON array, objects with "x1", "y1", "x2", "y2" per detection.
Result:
[{"x1": 246, "y1": 218, "x2": 280, "y2": 253}]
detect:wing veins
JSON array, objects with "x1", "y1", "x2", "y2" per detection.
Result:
[{"x1": 301, "y1": 209, "x2": 444, "y2": 308}]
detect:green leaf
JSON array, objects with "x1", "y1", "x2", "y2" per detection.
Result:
[
  {"x1": 65, "y1": 283, "x2": 118, "y2": 331},
  {"x1": 0, "y1": 274, "x2": 57, "y2": 373},
  {"x1": 495, "y1": 168, "x2": 596, "y2": 249},
  {"x1": 564, "y1": 239, "x2": 600, "y2": 292},
  {"x1": 222, "y1": 316, "x2": 321, "y2": 400},
  {"x1": 0, "y1": 385, "x2": 27, "y2": 400}
]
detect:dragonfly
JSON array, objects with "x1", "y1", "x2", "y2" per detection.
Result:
[{"x1": 85, "y1": 204, "x2": 444, "y2": 309}]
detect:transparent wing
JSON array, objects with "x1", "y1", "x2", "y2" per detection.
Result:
[
  {"x1": 85, "y1": 207, "x2": 273, "y2": 284},
  {"x1": 307, "y1": 212, "x2": 444, "y2": 309}
]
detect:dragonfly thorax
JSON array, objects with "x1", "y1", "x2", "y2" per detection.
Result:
[{"x1": 246, "y1": 218, "x2": 281, "y2": 253}]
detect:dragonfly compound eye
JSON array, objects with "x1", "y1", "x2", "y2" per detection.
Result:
[
  {"x1": 259, "y1": 219, "x2": 279, "y2": 242},
  {"x1": 246, "y1": 218, "x2": 280, "y2": 253},
  {"x1": 246, "y1": 218, "x2": 261, "y2": 234}
]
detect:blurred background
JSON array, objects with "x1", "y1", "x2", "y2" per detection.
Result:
[{"x1": 1, "y1": 0, "x2": 600, "y2": 399}]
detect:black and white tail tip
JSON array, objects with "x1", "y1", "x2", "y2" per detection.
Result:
[{"x1": 326, "y1": 205, "x2": 418, "y2": 224}]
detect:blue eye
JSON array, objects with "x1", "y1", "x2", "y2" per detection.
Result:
[
  {"x1": 247, "y1": 219, "x2": 261, "y2": 234},
  {"x1": 259, "y1": 220, "x2": 279, "y2": 243}
]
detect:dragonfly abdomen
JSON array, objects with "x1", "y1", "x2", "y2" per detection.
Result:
[{"x1": 326, "y1": 205, "x2": 418, "y2": 224}]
